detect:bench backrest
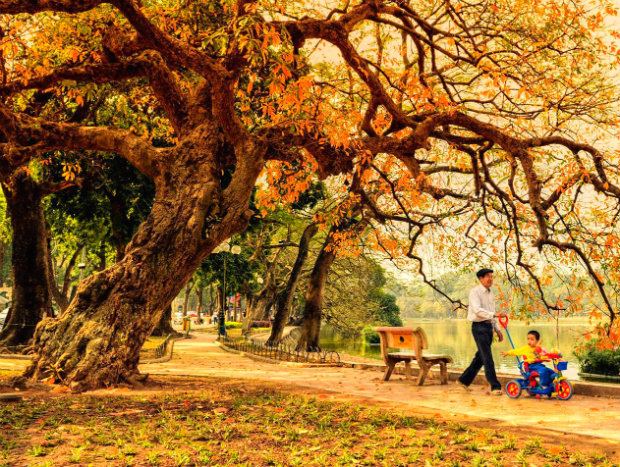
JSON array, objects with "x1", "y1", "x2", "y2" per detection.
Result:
[{"x1": 375, "y1": 326, "x2": 428, "y2": 362}]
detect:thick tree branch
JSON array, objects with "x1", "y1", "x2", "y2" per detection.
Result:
[
  {"x1": 0, "y1": 0, "x2": 102, "y2": 14},
  {"x1": 0, "y1": 59, "x2": 148, "y2": 97},
  {"x1": 0, "y1": 112, "x2": 162, "y2": 179}
]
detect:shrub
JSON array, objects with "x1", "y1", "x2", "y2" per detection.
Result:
[
  {"x1": 373, "y1": 292, "x2": 403, "y2": 327},
  {"x1": 225, "y1": 321, "x2": 243, "y2": 329},
  {"x1": 574, "y1": 340, "x2": 620, "y2": 376},
  {"x1": 251, "y1": 320, "x2": 271, "y2": 328},
  {"x1": 362, "y1": 325, "x2": 380, "y2": 344}
]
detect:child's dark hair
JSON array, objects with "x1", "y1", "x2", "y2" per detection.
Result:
[{"x1": 528, "y1": 330, "x2": 540, "y2": 340}]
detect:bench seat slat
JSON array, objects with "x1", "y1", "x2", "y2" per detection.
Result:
[
  {"x1": 388, "y1": 351, "x2": 453, "y2": 362},
  {"x1": 387, "y1": 351, "x2": 416, "y2": 358}
]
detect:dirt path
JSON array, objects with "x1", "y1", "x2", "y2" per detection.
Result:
[{"x1": 135, "y1": 333, "x2": 620, "y2": 451}]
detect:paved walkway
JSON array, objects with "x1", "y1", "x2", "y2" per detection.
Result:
[
  {"x1": 140, "y1": 334, "x2": 620, "y2": 446},
  {"x1": 3, "y1": 333, "x2": 620, "y2": 448}
]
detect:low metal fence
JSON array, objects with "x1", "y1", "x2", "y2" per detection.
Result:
[
  {"x1": 219, "y1": 335, "x2": 340, "y2": 365},
  {"x1": 154, "y1": 334, "x2": 174, "y2": 359}
]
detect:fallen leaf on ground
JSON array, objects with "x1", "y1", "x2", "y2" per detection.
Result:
[{"x1": 110, "y1": 409, "x2": 145, "y2": 416}]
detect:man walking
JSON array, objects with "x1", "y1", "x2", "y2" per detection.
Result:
[{"x1": 458, "y1": 268, "x2": 504, "y2": 395}]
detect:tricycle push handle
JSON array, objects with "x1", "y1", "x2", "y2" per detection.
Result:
[{"x1": 498, "y1": 314, "x2": 509, "y2": 329}]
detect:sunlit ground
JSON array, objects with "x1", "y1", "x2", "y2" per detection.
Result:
[{"x1": 0, "y1": 377, "x2": 617, "y2": 467}]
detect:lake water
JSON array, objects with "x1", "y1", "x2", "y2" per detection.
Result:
[{"x1": 320, "y1": 318, "x2": 592, "y2": 380}]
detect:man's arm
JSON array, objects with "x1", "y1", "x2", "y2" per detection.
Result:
[{"x1": 493, "y1": 319, "x2": 504, "y2": 341}]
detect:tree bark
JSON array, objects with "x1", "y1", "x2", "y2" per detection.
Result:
[
  {"x1": 208, "y1": 283, "x2": 214, "y2": 315},
  {"x1": 150, "y1": 303, "x2": 175, "y2": 336},
  {"x1": 296, "y1": 229, "x2": 336, "y2": 352},
  {"x1": 196, "y1": 285, "x2": 203, "y2": 323},
  {"x1": 182, "y1": 281, "x2": 192, "y2": 316},
  {"x1": 0, "y1": 241, "x2": 8, "y2": 287},
  {"x1": 242, "y1": 282, "x2": 277, "y2": 336},
  {"x1": 0, "y1": 171, "x2": 53, "y2": 348},
  {"x1": 97, "y1": 240, "x2": 106, "y2": 271},
  {"x1": 267, "y1": 223, "x2": 317, "y2": 346},
  {"x1": 232, "y1": 293, "x2": 239, "y2": 322}
]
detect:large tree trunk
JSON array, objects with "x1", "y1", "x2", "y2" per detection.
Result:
[
  {"x1": 48, "y1": 243, "x2": 83, "y2": 314},
  {"x1": 150, "y1": 303, "x2": 175, "y2": 336},
  {"x1": 23, "y1": 137, "x2": 263, "y2": 391},
  {"x1": 208, "y1": 283, "x2": 215, "y2": 314},
  {"x1": 0, "y1": 171, "x2": 53, "y2": 349},
  {"x1": 233, "y1": 293, "x2": 239, "y2": 322},
  {"x1": 296, "y1": 230, "x2": 336, "y2": 352},
  {"x1": 196, "y1": 285, "x2": 204, "y2": 323},
  {"x1": 267, "y1": 223, "x2": 317, "y2": 346},
  {"x1": 242, "y1": 283, "x2": 277, "y2": 336},
  {"x1": 0, "y1": 241, "x2": 8, "y2": 287},
  {"x1": 97, "y1": 240, "x2": 107, "y2": 271},
  {"x1": 182, "y1": 281, "x2": 193, "y2": 316}
]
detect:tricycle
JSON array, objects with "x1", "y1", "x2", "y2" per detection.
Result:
[{"x1": 498, "y1": 315, "x2": 574, "y2": 400}]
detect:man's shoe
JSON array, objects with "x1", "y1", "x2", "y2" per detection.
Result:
[
  {"x1": 457, "y1": 380, "x2": 471, "y2": 392},
  {"x1": 491, "y1": 389, "x2": 503, "y2": 396}
]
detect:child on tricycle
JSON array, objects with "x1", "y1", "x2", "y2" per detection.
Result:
[{"x1": 498, "y1": 316, "x2": 573, "y2": 400}]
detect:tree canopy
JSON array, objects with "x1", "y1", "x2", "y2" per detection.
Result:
[{"x1": 2, "y1": 0, "x2": 620, "y2": 388}]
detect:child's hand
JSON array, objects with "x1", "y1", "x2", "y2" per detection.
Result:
[{"x1": 500, "y1": 351, "x2": 508, "y2": 357}]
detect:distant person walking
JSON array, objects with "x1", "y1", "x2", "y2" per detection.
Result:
[{"x1": 458, "y1": 268, "x2": 505, "y2": 395}]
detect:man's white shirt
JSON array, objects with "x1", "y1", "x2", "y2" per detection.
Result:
[{"x1": 468, "y1": 284, "x2": 500, "y2": 332}]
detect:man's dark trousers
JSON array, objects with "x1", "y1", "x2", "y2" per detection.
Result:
[{"x1": 458, "y1": 321, "x2": 501, "y2": 390}]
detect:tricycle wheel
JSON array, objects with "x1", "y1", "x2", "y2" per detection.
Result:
[
  {"x1": 505, "y1": 380, "x2": 522, "y2": 399},
  {"x1": 555, "y1": 380, "x2": 573, "y2": 401}
]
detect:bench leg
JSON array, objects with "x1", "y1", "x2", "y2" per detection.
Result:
[
  {"x1": 417, "y1": 362, "x2": 429, "y2": 386},
  {"x1": 440, "y1": 361, "x2": 448, "y2": 385},
  {"x1": 383, "y1": 360, "x2": 396, "y2": 381},
  {"x1": 404, "y1": 361, "x2": 412, "y2": 380}
]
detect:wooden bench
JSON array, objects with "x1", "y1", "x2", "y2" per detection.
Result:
[{"x1": 375, "y1": 327, "x2": 453, "y2": 385}]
